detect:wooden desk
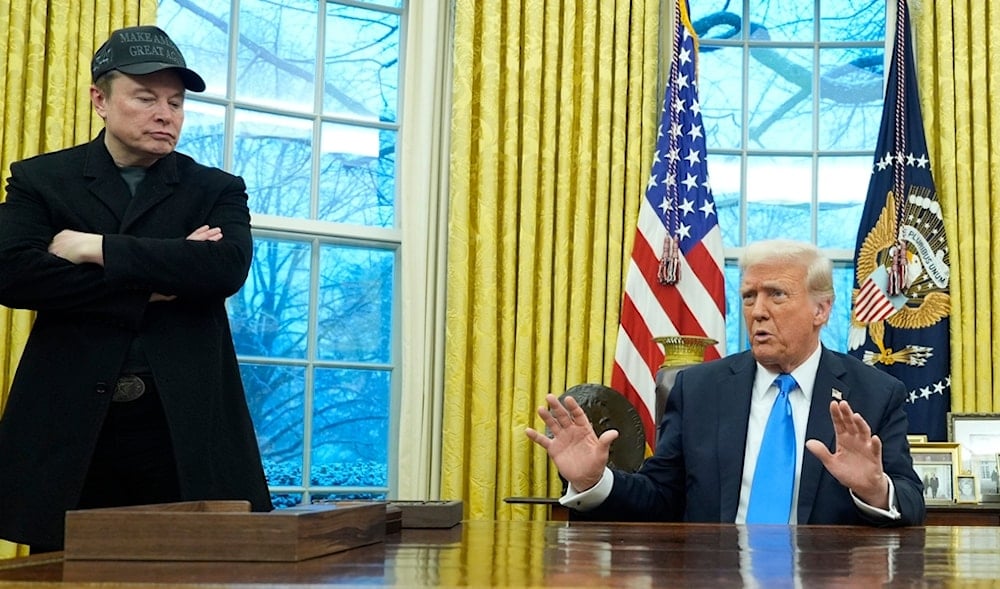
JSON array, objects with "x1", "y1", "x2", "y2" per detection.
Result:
[
  {"x1": 510, "y1": 496, "x2": 1000, "y2": 526},
  {"x1": 926, "y1": 503, "x2": 1000, "y2": 526},
  {"x1": 2, "y1": 520, "x2": 1000, "y2": 587}
]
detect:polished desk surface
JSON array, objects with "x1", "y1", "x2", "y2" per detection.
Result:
[{"x1": 2, "y1": 520, "x2": 1000, "y2": 587}]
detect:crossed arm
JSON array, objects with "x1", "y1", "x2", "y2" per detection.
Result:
[{"x1": 47, "y1": 225, "x2": 224, "y2": 302}]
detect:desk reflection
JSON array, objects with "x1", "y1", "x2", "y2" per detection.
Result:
[{"x1": 3, "y1": 520, "x2": 999, "y2": 587}]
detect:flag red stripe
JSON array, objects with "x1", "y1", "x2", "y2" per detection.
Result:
[
  {"x1": 684, "y1": 240, "x2": 726, "y2": 316},
  {"x1": 618, "y1": 292, "x2": 667, "y2": 378},
  {"x1": 610, "y1": 361, "x2": 656, "y2": 446},
  {"x1": 632, "y1": 227, "x2": 722, "y2": 360}
]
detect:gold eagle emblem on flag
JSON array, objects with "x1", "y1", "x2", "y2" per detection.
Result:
[{"x1": 849, "y1": 189, "x2": 950, "y2": 368}]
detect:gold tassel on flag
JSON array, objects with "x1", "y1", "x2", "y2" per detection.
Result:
[{"x1": 658, "y1": 235, "x2": 680, "y2": 285}]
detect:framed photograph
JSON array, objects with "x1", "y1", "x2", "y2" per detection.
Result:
[
  {"x1": 948, "y1": 413, "x2": 1000, "y2": 502},
  {"x1": 910, "y1": 442, "x2": 961, "y2": 504},
  {"x1": 907, "y1": 434, "x2": 928, "y2": 444},
  {"x1": 955, "y1": 474, "x2": 980, "y2": 504}
]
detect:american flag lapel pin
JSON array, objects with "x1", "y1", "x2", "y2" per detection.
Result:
[{"x1": 831, "y1": 389, "x2": 843, "y2": 401}]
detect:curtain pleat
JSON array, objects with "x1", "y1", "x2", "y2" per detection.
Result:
[
  {"x1": 0, "y1": 0, "x2": 155, "y2": 559},
  {"x1": 913, "y1": 1, "x2": 1000, "y2": 413},
  {"x1": 442, "y1": 0, "x2": 662, "y2": 521}
]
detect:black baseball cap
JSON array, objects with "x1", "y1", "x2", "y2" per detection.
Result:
[{"x1": 91, "y1": 25, "x2": 206, "y2": 92}]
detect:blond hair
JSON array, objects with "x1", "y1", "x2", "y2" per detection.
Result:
[{"x1": 739, "y1": 239, "x2": 835, "y2": 304}]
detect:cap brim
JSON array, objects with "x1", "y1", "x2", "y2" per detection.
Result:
[{"x1": 116, "y1": 62, "x2": 207, "y2": 92}]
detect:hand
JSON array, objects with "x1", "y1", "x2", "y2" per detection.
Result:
[
  {"x1": 149, "y1": 292, "x2": 177, "y2": 302},
  {"x1": 187, "y1": 225, "x2": 223, "y2": 241},
  {"x1": 48, "y1": 230, "x2": 104, "y2": 265},
  {"x1": 525, "y1": 394, "x2": 618, "y2": 492},
  {"x1": 805, "y1": 399, "x2": 890, "y2": 509}
]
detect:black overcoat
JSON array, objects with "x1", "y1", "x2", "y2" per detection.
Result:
[{"x1": 0, "y1": 132, "x2": 272, "y2": 548}]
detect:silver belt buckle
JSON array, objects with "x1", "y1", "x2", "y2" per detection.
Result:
[{"x1": 113, "y1": 375, "x2": 146, "y2": 402}]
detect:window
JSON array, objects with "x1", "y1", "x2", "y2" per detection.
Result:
[
  {"x1": 690, "y1": 0, "x2": 886, "y2": 353},
  {"x1": 159, "y1": 0, "x2": 405, "y2": 507}
]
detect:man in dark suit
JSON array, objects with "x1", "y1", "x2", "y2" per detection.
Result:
[
  {"x1": 526, "y1": 239, "x2": 925, "y2": 526},
  {"x1": 0, "y1": 25, "x2": 272, "y2": 552}
]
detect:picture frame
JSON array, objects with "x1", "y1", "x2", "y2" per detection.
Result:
[
  {"x1": 907, "y1": 434, "x2": 928, "y2": 444},
  {"x1": 955, "y1": 474, "x2": 980, "y2": 504},
  {"x1": 948, "y1": 413, "x2": 1000, "y2": 503},
  {"x1": 910, "y1": 442, "x2": 961, "y2": 504}
]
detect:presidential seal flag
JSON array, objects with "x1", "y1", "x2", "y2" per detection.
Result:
[
  {"x1": 849, "y1": 0, "x2": 950, "y2": 441},
  {"x1": 611, "y1": 0, "x2": 726, "y2": 450}
]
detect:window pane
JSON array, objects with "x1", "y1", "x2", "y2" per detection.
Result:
[
  {"x1": 725, "y1": 262, "x2": 742, "y2": 354},
  {"x1": 821, "y1": 0, "x2": 886, "y2": 42},
  {"x1": 750, "y1": 2, "x2": 814, "y2": 43},
  {"x1": 699, "y1": 45, "x2": 743, "y2": 151},
  {"x1": 817, "y1": 156, "x2": 868, "y2": 249},
  {"x1": 158, "y1": 0, "x2": 231, "y2": 97},
  {"x1": 230, "y1": 238, "x2": 312, "y2": 359},
  {"x1": 689, "y1": 3, "x2": 742, "y2": 40},
  {"x1": 161, "y1": 0, "x2": 405, "y2": 508},
  {"x1": 236, "y1": 0, "x2": 318, "y2": 111},
  {"x1": 311, "y1": 492, "x2": 386, "y2": 502},
  {"x1": 178, "y1": 101, "x2": 226, "y2": 170},
  {"x1": 318, "y1": 245, "x2": 395, "y2": 363},
  {"x1": 355, "y1": 0, "x2": 402, "y2": 9},
  {"x1": 324, "y1": 4, "x2": 400, "y2": 123},
  {"x1": 703, "y1": 1, "x2": 884, "y2": 357},
  {"x1": 709, "y1": 154, "x2": 742, "y2": 247},
  {"x1": 319, "y1": 123, "x2": 397, "y2": 226},
  {"x1": 819, "y1": 47, "x2": 884, "y2": 150},
  {"x1": 241, "y1": 363, "x2": 306, "y2": 488},
  {"x1": 745, "y1": 155, "x2": 811, "y2": 242},
  {"x1": 311, "y1": 368, "x2": 390, "y2": 487},
  {"x1": 748, "y1": 47, "x2": 813, "y2": 150},
  {"x1": 820, "y1": 263, "x2": 856, "y2": 352},
  {"x1": 234, "y1": 110, "x2": 313, "y2": 218}
]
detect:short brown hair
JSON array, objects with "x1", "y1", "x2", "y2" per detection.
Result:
[{"x1": 93, "y1": 70, "x2": 121, "y2": 96}]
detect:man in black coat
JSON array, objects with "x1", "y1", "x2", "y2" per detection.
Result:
[
  {"x1": 0, "y1": 25, "x2": 272, "y2": 552},
  {"x1": 527, "y1": 240, "x2": 925, "y2": 526}
]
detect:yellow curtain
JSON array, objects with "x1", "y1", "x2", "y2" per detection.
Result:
[
  {"x1": 442, "y1": 0, "x2": 663, "y2": 520},
  {"x1": 0, "y1": 0, "x2": 155, "y2": 560},
  {"x1": 912, "y1": 2, "x2": 999, "y2": 413}
]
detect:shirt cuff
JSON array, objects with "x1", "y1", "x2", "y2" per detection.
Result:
[
  {"x1": 559, "y1": 467, "x2": 614, "y2": 511},
  {"x1": 851, "y1": 473, "x2": 901, "y2": 520}
]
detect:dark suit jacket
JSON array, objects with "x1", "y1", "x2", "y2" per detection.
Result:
[
  {"x1": 588, "y1": 347, "x2": 925, "y2": 526},
  {"x1": 0, "y1": 132, "x2": 272, "y2": 548}
]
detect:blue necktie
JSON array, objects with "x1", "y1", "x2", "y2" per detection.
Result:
[{"x1": 746, "y1": 373, "x2": 797, "y2": 524}]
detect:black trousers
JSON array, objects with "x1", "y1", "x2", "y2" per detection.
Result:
[{"x1": 77, "y1": 376, "x2": 182, "y2": 510}]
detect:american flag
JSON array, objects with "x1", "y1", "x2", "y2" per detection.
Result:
[
  {"x1": 611, "y1": 0, "x2": 726, "y2": 450},
  {"x1": 849, "y1": 0, "x2": 951, "y2": 441}
]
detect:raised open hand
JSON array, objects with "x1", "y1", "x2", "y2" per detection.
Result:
[
  {"x1": 525, "y1": 394, "x2": 618, "y2": 492},
  {"x1": 805, "y1": 399, "x2": 890, "y2": 509}
]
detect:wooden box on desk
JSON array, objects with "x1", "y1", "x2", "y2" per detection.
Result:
[
  {"x1": 388, "y1": 500, "x2": 463, "y2": 528},
  {"x1": 330, "y1": 500, "x2": 463, "y2": 529},
  {"x1": 63, "y1": 500, "x2": 385, "y2": 562}
]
